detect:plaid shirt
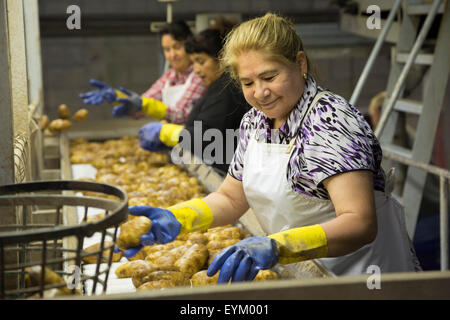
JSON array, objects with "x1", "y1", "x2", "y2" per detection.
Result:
[{"x1": 141, "y1": 65, "x2": 206, "y2": 124}]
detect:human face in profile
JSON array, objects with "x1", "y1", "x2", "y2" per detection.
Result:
[
  {"x1": 191, "y1": 52, "x2": 221, "y2": 87},
  {"x1": 237, "y1": 50, "x2": 307, "y2": 129},
  {"x1": 161, "y1": 34, "x2": 191, "y2": 75}
]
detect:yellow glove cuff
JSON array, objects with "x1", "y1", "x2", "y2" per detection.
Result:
[
  {"x1": 115, "y1": 89, "x2": 129, "y2": 99},
  {"x1": 142, "y1": 97, "x2": 168, "y2": 119},
  {"x1": 168, "y1": 198, "x2": 213, "y2": 234},
  {"x1": 268, "y1": 224, "x2": 328, "y2": 264},
  {"x1": 113, "y1": 89, "x2": 129, "y2": 106},
  {"x1": 159, "y1": 123, "x2": 184, "y2": 147}
]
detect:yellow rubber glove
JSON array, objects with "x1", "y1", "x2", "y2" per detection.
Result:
[
  {"x1": 159, "y1": 123, "x2": 184, "y2": 147},
  {"x1": 168, "y1": 198, "x2": 214, "y2": 234},
  {"x1": 267, "y1": 224, "x2": 328, "y2": 264},
  {"x1": 141, "y1": 97, "x2": 168, "y2": 119}
]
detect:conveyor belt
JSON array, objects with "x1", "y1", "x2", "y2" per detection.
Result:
[
  {"x1": 72, "y1": 163, "x2": 137, "y2": 295},
  {"x1": 61, "y1": 126, "x2": 333, "y2": 297}
]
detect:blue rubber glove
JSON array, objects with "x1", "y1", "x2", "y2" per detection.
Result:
[
  {"x1": 207, "y1": 236, "x2": 279, "y2": 283},
  {"x1": 79, "y1": 79, "x2": 117, "y2": 105},
  {"x1": 113, "y1": 87, "x2": 143, "y2": 117},
  {"x1": 138, "y1": 122, "x2": 168, "y2": 151},
  {"x1": 119, "y1": 206, "x2": 182, "y2": 258}
]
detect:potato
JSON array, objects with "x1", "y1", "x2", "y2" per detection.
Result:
[
  {"x1": 40, "y1": 115, "x2": 49, "y2": 130},
  {"x1": 25, "y1": 266, "x2": 66, "y2": 288},
  {"x1": 141, "y1": 240, "x2": 186, "y2": 257},
  {"x1": 61, "y1": 119, "x2": 72, "y2": 129},
  {"x1": 58, "y1": 104, "x2": 70, "y2": 119},
  {"x1": 146, "y1": 244, "x2": 188, "y2": 270},
  {"x1": 81, "y1": 241, "x2": 123, "y2": 264},
  {"x1": 206, "y1": 238, "x2": 240, "y2": 250},
  {"x1": 174, "y1": 243, "x2": 208, "y2": 277},
  {"x1": 254, "y1": 269, "x2": 278, "y2": 281},
  {"x1": 24, "y1": 266, "x2": 79, "y2": 295},
  {"x1": 139, "y1": 270, "x2": 188, "y2": 288},
  {"x1": 48, "y1": 119, "x2": 72, "y2": 132},
  {"x1": 126, "y1": 248, "x2": 147, "y2": 261},
  {"x1": 205, "y1": 226, "x2": 243, "y2": 241},
  {"x1": 73, "y1": 108, "x2": 89, "y2": 122},
  {"x1": 115, "y1": 259, "x2": 155, "y2": 279},
  {"x1": 185, "y1": 232, "x2": 208, "y2": 245},
  {"x1": 116, "y1": 216, "x2": 151, "y2": 250},
  {"x1": 207, "y1": 249, "x2": 222, "y2": 266},
  {"x1": 86, "y1": 212, "x2": 105, "y2": 223},
  {"x1": 191, "y1": 270, "x2": 219, "y2": 286},
  {"x1": 130, "y1": 263, "x2": 182, "y2": 288},
  {"x1": 137, "y1": 279, "x2": 176, "y2": 290}
]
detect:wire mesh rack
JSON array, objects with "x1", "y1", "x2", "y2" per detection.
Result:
[{"x1": 0, "y1": 180, "x2": 128, "y2": 299}]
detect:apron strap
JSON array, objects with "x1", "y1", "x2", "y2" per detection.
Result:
[
  {"x1": 385, "y1": 167, "x2": 396, "y2": 197},
  {"x1": 164, "y1": 68, "x2": 195, "y2": 89},
  {"x1": 286, "y1": 90, "x2": 331, "y2": 154}
]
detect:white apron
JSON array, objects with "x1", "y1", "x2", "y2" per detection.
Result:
[
  {"x1": 161, "y1": 70, "x2": 195, "y2": 107},
  {"x1": 242, "y1": 91, "x2": 420, "y2": 276}
]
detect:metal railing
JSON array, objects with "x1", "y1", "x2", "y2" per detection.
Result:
[
  {"x1": 349, "y1": 0, "x2": 402, "y2": 106},
  {"x1": 375, "y1": 0, "x2": 443, "y2": 138},
  {"x1": 383, "y1": 150, "x2": 449, "y2": 271}
]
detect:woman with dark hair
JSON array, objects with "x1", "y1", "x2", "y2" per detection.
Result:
[
  {"x1": 138, "y1": 19, "x2": 250, "y2": 175},
  {"x1": 79, "y1": 21, "x2": 206, "y2": 124}
]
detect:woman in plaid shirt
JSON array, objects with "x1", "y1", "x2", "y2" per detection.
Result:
[{"x1": 80, "y1": 21, "x2": 206, "y2": 124}]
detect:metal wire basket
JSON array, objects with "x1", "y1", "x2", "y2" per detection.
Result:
[{"x1": 0, "y1": 180, "x2": 128, "y2": 299}]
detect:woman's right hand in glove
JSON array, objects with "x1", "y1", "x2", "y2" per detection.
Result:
[
  {"x1": 117, "y1": 199, "x2": 214, "y2": 258},
  {"x1": 79, "y1": 79, "x2": 117, "y2": 105},
  {"x1": 118, "y1": 206, "x2": 182, "y2": 258}
]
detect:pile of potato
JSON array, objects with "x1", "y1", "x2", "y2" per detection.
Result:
[
  {"x1": 70, "y1": 136, "x2": 279, "y2": 290},
  {"x1": 115, "y1": 225, "x2": 278, "y2": 290},
  {"x1": 70, "y1": 136, "x2": 204, "y2": 208}
]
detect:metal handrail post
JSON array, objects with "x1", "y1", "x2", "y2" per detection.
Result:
[
  {"x1": 383, "y1": 149, "x2": 450, "y2": 271},
  {"x1": 375, "y1": 0, "x2": 443, "y2": 138},
  {"x1": 349, "y1": 0, "x2": 402, "y2": 106},
  {"x1": 440, "y1": 177, "x2": 449, "y2": 270}
]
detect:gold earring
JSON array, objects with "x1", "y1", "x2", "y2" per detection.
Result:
[{"x1": 303, "y1": 73, "x2": 307, "y2": 80}]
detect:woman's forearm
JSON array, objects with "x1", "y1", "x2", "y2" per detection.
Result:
[
  {"x1": 203, "y1": 174, "x2": 250, "y2": 227},
  {"x1": 321, "y1": 212, "x2": 377, "y2": 257},
  {"x1": 321, "y1": 170, "x2": 378, "y2": 257}
]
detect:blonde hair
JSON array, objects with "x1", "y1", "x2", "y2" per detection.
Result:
[{"x1": 220, "y1": 13, "x2": 307, "y2": 81}]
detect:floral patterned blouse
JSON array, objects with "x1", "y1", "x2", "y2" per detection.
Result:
[{"x1": 228, "y1": 76, "x2": 385, "y2": 200}]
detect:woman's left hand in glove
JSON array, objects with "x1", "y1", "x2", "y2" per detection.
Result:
[{"x1": 206, "y1": 236, "x2": 279, "y2": 283}]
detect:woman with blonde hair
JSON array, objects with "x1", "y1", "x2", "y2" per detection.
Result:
[{"x1": 123, "y1": 13, "x2": 421, "y2": 282}]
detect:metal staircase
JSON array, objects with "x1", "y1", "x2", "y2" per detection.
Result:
[
  {"x1": 347, "y1": 0, "x2": 450, "y2": 245},
  {"x1": 375, "y1": 0, "x2": 449, "y2": 238}
]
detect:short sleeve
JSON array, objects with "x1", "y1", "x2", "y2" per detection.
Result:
[
  {"x1": 301, "y1": 94, "x2": 378, "y2": 186},
  {"x1": 227, "y1": 111, "x2": 254, "y2": 180}
]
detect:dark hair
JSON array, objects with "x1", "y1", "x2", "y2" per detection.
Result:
[
  {"x1": 160, "y1": 20, "x2": 192, "y2": 41},
  {"x1": 185, "y1": 29, "x2": 223, "y2": 59},
  {"x1": 185, "y1": 17, "x2": 236, "y2": 59}
]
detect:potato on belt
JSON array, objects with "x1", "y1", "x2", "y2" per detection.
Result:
[{"x1": 116, "y1": 216, "x2": 151, "y2": 250}]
